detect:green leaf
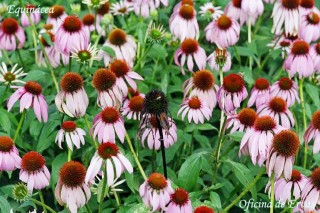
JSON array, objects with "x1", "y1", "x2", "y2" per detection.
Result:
[
  {"x1": 24, "y1": 70, "x2": 48, "y2": 81},
  {"x1": 127, "y1": 203, "x2": 150, "y2": 213},
  {"x1": 210, "y1": 192, "x2": 222, "y2": 209},
  {"x1": 228, "y1": 131, "x2": 245, "y2": 142},
  {"x1": 305, "y1": 83, "x2": 320, "y2": 107},
  {"x1": 101, "y1": 46, "x2": 116, "y2": 57},
  {"x1": 0, "y1": 110, "x2": 11, "y2": 134},
  {"x1": 148, "y1": 44, "x2": 168, "y2": 59},
  {"x1": 197, "y1": 123, "x2": 218, "y2": 131},
  {"x1": 0, "y1": 196, "x2": 11, "y2": 213},
  {"x1": 41, "y1": 32, "x2": 53, "y2": 46},
  {"x1": 51, "y1": 152, "x2": 67, "y2": 187},
  {"x1": 37, "y1": 120, "x2": 60, "y2": 152}
]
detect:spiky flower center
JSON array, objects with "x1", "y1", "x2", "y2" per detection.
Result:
[
  {"x1": 291, "y1": 40, "x2": 309, "y2": 55},
  {"x1": 269, "y1": 97, "x2": 287, "y2": 113},
  {"x1": 0, "y1": 136, "x2": 14, "y2": 152},
  {"x1": 21, "y1": 151, "x2": 45, "y2": 172},
  {"x1": 92, "y1": 68, "x2": 116, "y2": 91},
  {"x1": 316, "y1": 43, "x2": 320, "y2": 55},
  {"x1": 300, "y1": 0, "x2": 314, "y2": 8},
  {"x1": 1, "y1": 18, "x2": 19, "y2": 34},
  {"x1": 181, "y1": 0, "x2": 194, "y2": 6},
  {"x1": 311, "y1": 110, "x2": 320, "y2": 130},
  {"x1": 307, "y1": 12, "x2": 320, "y2": 24},
  {"x1": 282, "y1": 0, "x2": 300, "y2": 9},
  {"x1": 171, "y1": 188, "x2": 189, "y2": 206},
  {"x1": 181, "y1": 38, "x2": 199, "y2": 54},
  {"x1": 40, "y1": 32, "x2": 54, "y2": 47},
  {"x1": 143, "y1": 90, "x2": 168, "y2": 115},
  {"x1": 254, "y1": 78, "x2": 270, "y2": 90},
  {"x1": 179, "y1": 5, "x2": 195, "y2": 20},
  {"x1": 97, "y1": 3, "x2": 110, "y2": 15},
  {"x1": 238, "y1": 108, "x2": 257, "y2": 127},
  {"x1": 214, "y1": 48, "x2": 228, "y2": 68},
  {"x1": 223, "y1": 74, "x2": 244, "y2": 93},
  {"x1": 62, "y1": 16, "x2": 82, "y2": 32},
  {"x1": 62, "y1": 121, "x2": 77, "y2": 132},
  {"x1": 128, "y1": 96, "x2": 144, "y2": 112},
  {"x1": 128, "y1": 88, "x2": 140, "y2": 97},
  {"x1": 311, "y1": 168, "x2": 320, "y2": 190},
  {"x1": 254, "y1": 116, "x2": 276, "y2": 131},
  {"x1": 272, "y1": 130, "x2": 300, "y2": 157},
  {"x1": 82, "y1": 14, "x2": 95, "y2": 25},
  {"x1": 148, "y1": 173, "x2": 167, "y2": 190},
  {"x1": 278, "y1": 77, "x2": 293, "y2": 90},
  {"x1": 194, "y1": 206, "x2": 214, "y2": 213},
  {"x1": 12, "y1": 183, "x2": 29, "y2": 203},
  {"x1": 49, "y1": 5, "x2": 65, "y2": 18},
  {"x1": 280, "y1": 41, "x2": 291, "y2": 47},
  {"x1": 24, "y1": 81, "x2": 42, "y2": 95},
  {"x1": 232, "y1": 0, "x2": 242, "y2": 8},
  {"x1": 291, "y1": 170, "x2": 302, "y2": 182},
  {"x1": 108, "y1": 29, "x2": 127, "y2": 46},
  {"x1": 101, "y1": 107, "x2": 120, "y2": 123},
  {"x1": 60, "y1": 72, "x2": 83, "y2": 93},
  {"x1": 193, "y1": 70, "x2": 215, "y2": 91},
  {"x1": 217, "y1": 15, "x2": 232, "y2": 30},
  {"x1": 4, "y1": 72, "x2": 16, "y2": 82},
  {"x1": 60, "y1": 161, "x2": 86, "y2": 187},
  {"x1": 78, "y1": 50, "x2": 92, "y2": 62},
  {"x1": 188, "y1": 97, "x2": 201, "y2": 109},
  {"x1": 43, "y1": 23, "x2": 53, "y2": 30},
  {"x1": 98, "y1": 142, "x2": 119, "y2": 159},
  {"x1": 110, "y1": 59, "x2": 130, "y2": 77}
]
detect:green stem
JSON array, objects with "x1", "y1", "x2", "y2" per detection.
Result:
[
  {"x1": 39, "y1": 191, "x2": 47, "y2": 213},
  {"x1": 68, "y1": 54, "x2": 72, "y2": 71},
  {"x1": 114, "y1": 191, "x2": 121, "y2": 207},
  {"x1": 133, "y1": 46, "x2": 152, "y2": 71},
  {"x1": 85, "y1": 204, "x2": 92, "y2": 213},
  {"x1": 270, "y1": 173, "x2": 275, "y2": 213},
  {"x1": 152, "y1": 149, "x2": 156, "y2": 172},
  {"x1": 13, "y1": 110, "x2": 26, "y2": 142},
  {"x1": 78, "y1": 63, "x2": 83, "y2": 73},
  {"x1": 67, "y1": 148, "x2": 72, "y2": 161},
  {"x1": 125, "y1": 133, "x2": 147, "y2": 180},
  {"x1": 29, "y1": 198, "x2": 56, "y2": 213},
  {"x1": 3, "y1": 50, "x2": 13, "y2": 66},
  {"x1": 0, "y1": 84, "x2": 10, "y2": 106},
  {"x1": 99, "y1": 162, "x2": 107, "y2": 213},
  {"x1": 84, "y1": 115, "x2": 98, "y2": 148},
  {"x1": 16, "y1": 49, "x2": 25, "y2": 70},
  {"x1": 221, "y1": 168, "x2": 265, "y2": 213},
  {"x1": 31, "y1": 29, "x2": 38, "y2": 64},
  {"x1": 299, "y1": 79, "x2": 308, "y2": 168}
]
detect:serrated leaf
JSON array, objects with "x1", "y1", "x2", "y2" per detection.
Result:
[
  {"x1": 101, "y1": 46, "x2": 116, "y2": 57},
  {"x1": 0, "y1": 111, "x2": 11, "y2": 134},
  {"x1": 0, "y1": 196, "x2": 11, "y2": 213}
]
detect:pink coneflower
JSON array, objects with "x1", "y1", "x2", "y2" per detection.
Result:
[
  {"x1": 46, "y1": 5, "x2": 68, "y2": 32},
  {"x1": 109, "y1": 59, "x2": 143, "y2": 96},
  {"x1": 300, "y1": 0, "x2": 320, "y2": 16},
  {"x1": 139, "y1": 173, "x2": 174, "y2": 211},
  {"x1": 154, "y1": 0, "x2": 168, "y2": 8},
  {"x1": 20, "y1": 151, "x2": 50, "y2": 192},
  {"x1": 133, "y1": 0, "x2": 156, "y2": 18},
  {"x1": 270, "y1": 77, "x2": 300, "y2": 107},
  {"x1": 257, "y1": 97, "x2": 294, "y2": 128},
  {"x1": 310, "y1": 43, "x2": 320, "y2": 73},
  {"x1": 91, "y1": 107, "x2": 126, "y2": 143},
  {"x1": 266, "y1": 130, "x2": 300, "y2": 180},
  {"x1": 169, "y1": 4, "x2": 199, "y2": 40},
  {"x1": 272, "y1": 0, "x2": 300, "y2": 35},
  {"x1": 248, "y1": 78, "x2": 271, "y2": 108},
  {"x1": 21, "y1": 5, "x2": 41, "y2": 27},
  {"x1": 99, "y1": 29, "x2": 137, "y2": 66},
  {"x1": 205, "y1": 14, "x2": 240, "y2": 49},
  {"x1": 178, "y1": 97, "x2": 212, "y2": 124},
  {"x1": 217, "y1": 74, "x2": 248, "y2": 114},
  {"x1": 82, "y1": 14, "x2": 95, "y2": 37},
  {"x1": 55, "y1": 72, "x2": 89, "y2": 118},
  {"x1": 85, "y1": 142, "x2": 133, "y2": 185},
  {"x1": 55, "y1": 121, "x2": 86, "y2": 151},
  {"x1": 173, "y1": 0, "x2": 194, "y2": 13},
  {"x1": 301, "y1": 168, "x2": 320, "y2": 211},
  {"x1": 284, "y1": 40, "x2": 314, "y2": 78},
  {"x1": 267, "y1": 33, "x2": 299, "y2": 58},
  {"x1": 0, "y1": 62, "x2": 26, "y2": 85},
  {"x1": 7, "y1": 81, "x2": 48, "y2": 123},
  {"x1": 92, "y1": 68, "x2": 122, "y2": 108},
  {"x1": 299, "y1": 11, "x2": 320, "y2": 43},
  {"x1": 183, "y1": 70, "x2": 219, "y2": 110},
  {"x1": 174, "y1": 38, "x2": 207, "y2": 75},
  {"x1": 95, "y1": 3, "x2": 110, "y2": 36},
  {"x1": 140, "y1": 115, "x2": 177, "y2": 150},
  {"x1": 304, "y1": 111, "x2": 320, "y2": 154},
  {"x1": 226, "y1": 108, "x2": 257, "y2": 133},
  {"x1": 55, "y1": 16, "x2": 89, "y2": 55},
  {"x1": 0, "y1": 136, "x2": 21, "y2": 171},
  {"x1": 111, "y1": 1, "x2": 134, "y2": 16},
  {"x1": 207, "y1": 48, "x2": 231, "y2": 72},
  {"x1": 199, "y1": 2, "x2": 223, "y2": 20},
  {"x1": 121, "y1": 94, "x2": 145, "y2": 120},
  {"x1": 194, "y1": 206, "x2": 215, "y2": 213},
  {"x1": 167, "y1": 188, "x2": 192, "y2": 213},
  {"x1": 225, "y1": 0, "x2": 252, "y2": 26},
  {"x1": 240, "y1": 116, "x2": 284, "y2": 166},
  {"x1": 55, "y1": 161, "x2": 91, "y2": 213},
  {"x1": 241, "y1": 0, "x2": 264, "y2": 17},
  {"x1": 0, "y1": 18, "x2": 26, "y2": 51}
]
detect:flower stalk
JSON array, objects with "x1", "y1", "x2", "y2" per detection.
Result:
[
  {"x1": 156, "y1": 115, "x2": 168, "y2": 179},
  {"x1": 13, "y1": 110, "x2": 26, "y2": 142}
]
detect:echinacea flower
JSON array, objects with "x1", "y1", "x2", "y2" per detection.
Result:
[
  {"x1": 0, "y1": 62, "x2": 26, "y2": 85},
  {"x1": 7, "y1": 81, "x2": 48, "y2": 122},
  {"x1": 183, "y1": 70, "x2": 219, "y2": 110},
  {"x1": 46, "y1": 5, "x2": 68, "y2": 32},
  {"x1": 266, "y1": 130, "x2": 300, "y2": 180},
  {"x1": 217, "y1": 74, "x2": 248, "y2": 114},
  {"x1": 91, "y1": 107, "x2": 126, "y2": 143},
  {"x1": 21, "y1": 5, "x2": 41, "y2": 27},
  {"x1": 310, "y1": 43, "x2": 320, "y2": 73},
  {"x1": 92, "y1": 68, "x2": 123, "y2": 108},
  {"x1": 20, "y1": 151, "x2": 50, "y2": 192},
  {"x1": 110, "y1": 1, "x2": 134, "y2": 16},
  {"x1": 85, "y1": 142, "x2": 133, "y2": 185},
  {"x1": 139, "y1": 173, "x2": 174, "y2": 211},
  {"x1": 194, "y1": 206, "x2": 215, "y2": 213},
  {"x1": 304, "y1": 111, "x2": 320, "y2": 154},
  {"x1": 82, "y1": 14, "x2": 95, "y2": 37},
  {"x1": 225, "y1": 0, "x2": 253, "y2": 26},
  {"x1": 226, "y1": 108, "x2": 257, "y2": 133},
  {"x1": 267, "y1": 33, "x2": 298, "y2": 58},
  {"x1": 205, "y1": 14, "x2": 240, "y2": 49},
  {"x1": 147, "y1": 23, "x2": 166, "y2": 44},
  {"x1": 55, "y1": 72, "x2": 89, "y2": 118},
  {"x1": 272, "y1": 0, "x2": 300, "y2": 35},
  {"x1": 240, "y1": 116, "x2": 284, "y2": 166},
  {"x1": 0, "y1": 136, "x2": 21, "y2": 171},
  {"x1": 300, "y1": 0, "x2": 320, "y2": 16},
  {"x1": 299, "y1": 11, "x2": 320, "y2": 43},
  {"x1": 167, "y1": 188, "x2": 192, "y2": 213},
  {"x1": 248, "y1": 78, "x2": 271, "y2": 108},
  {"x1": 241, "y1": 0, "x2": 264, "y2": 17},
  {"x1": 270, "y1": 77, "x2": 300, "y2": 107},
  {"x1": 174, "y1": 38, "x2": 207, "y2": 75},
  {"x1": 71, "y1": 43, "x2": 99, "y2": 64},
  {"x1": 169, "y1": 4, "x2": 199, "y2": 40},
  {"x1": 99, "y1": 29, "x2": 137, "y2": 66},
  {"x1": 257, "y1": 97, "x2": 295, "y2": 129},
  {"x1": 121, "y1": 94, "x2": 145, "y2": 120},
  {"x1": 55, "y1": 161, "x2": 91, "y2": 213},
  {"x1": 55, "y1": 16, "x2": 89, "y2": 55},
  {"x1": 199, "y1": 2, "x2": 223, "y2": 20},
  {"x1": 284, "y1": 40, "x2": 314, "y2": 78},
  {"x1": 178, "y1": 96, "x2": 212, "y2": 124},
  {"x1": 95, "y1": 3, "x2": 110, "y2": 36},
  {"x1": 0, "y1": 18, "x2": 26, "y2": 51},
  {"x1": 207, "y1": 48, "x2": 231, "y2": 72},
  {"x1": 82, "y1": 0, "x2": 109, "y2": 8},
  {"x1": 55, "y1": 121, "x2": 86, "y2": 151},
  {"x1": 301, "y1": 168, "x2": 320, "y2": 211},
  {"x1": 173, "y1": 0, "x2": 194, "y2": 13},
  {"x1": 133, "y1": 0, "x2": 156, "y2": 18}
]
